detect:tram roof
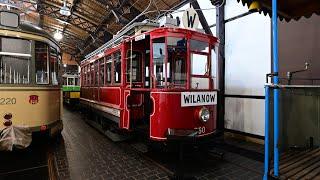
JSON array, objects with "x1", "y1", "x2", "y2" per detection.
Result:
[
  {"x1": 82, "y1": 26, "x2": 218, "y2": 64},
  {"x1": 236, "y1": 0, "x2": 320, "y2": 21},
  {"x1": 0, "y1": 21, "x2": 60, "y2": 48}
]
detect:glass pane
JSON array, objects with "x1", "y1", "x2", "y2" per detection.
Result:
[
  {"x1": 190, "y1": 40, "x2": 209, "y2": 53},
  {"x1": 152, "y1": 38, "x2": 165, "y2": 87},
  {"x1": 114, "y1": 51, "x2": 121, "y2": 83},
  {"x1": 0, "y1": 56, "x2": 30, "y2": 84},
  {"x1": 63, "y1": 77, "x2": 67, "y2": 85},
  {"x1": 75, "y1": 77, "x2": 79, "y2": 86},
  {"x1": 167, "y1": 37, "x2": 187, "y2": 86},
  {"x1": 191, "y1": 53, "x2": 208, "y2": 75},
  {"x1": 90, "y1": 63, "x2": 94, "y2": 86},
  {"x1": 127, "y1": 51, "x2": 142, "y2": 82},
  {"x1": 100, "y1": 58, "x2": 105, "y2": 86},
  {"x1": 35, "y1": 42, "x2": 49, "y2": 84},
  {"x1": 0, "y1": 38, "x2": 31, "y2": 84},
  {"x1": 95, "y1": 61, "x2": 99, "y2": 86},
  {"x1": 106, "y1": 56, "x2": 112, "y2": 84},
  {"x1": 50, "y1": 47, "x2": 58, "y2": 85},
  {"x1": 2, "y1": 37, "x2": 31, "y2": 54},
  {"x1": 68, "y1": 78, "x2": 74, "y2": 85}
]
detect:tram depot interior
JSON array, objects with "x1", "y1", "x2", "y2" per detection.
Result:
[{"x1": 0, "y1": 0, "x2": 320, "y2": 180}]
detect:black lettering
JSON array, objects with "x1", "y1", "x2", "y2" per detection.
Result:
[
  {"x1": 197, "y1": 95, "x2": 201, "y2": 103},
  {"x1": 184, "y1": 95, "x2": 190, "y2": 104},
  {"x1": 210, "y1": 94, "x2": 216, "y2": 102},
  {"x1": 187, "y1": 11, "x2": 197, "y2": 28},
  {"x1": 201, "y1": 95, "x2": 206, "y2": 102},
  {"x1": 206, "y1": 95, "x2": 209, "y2": 102}
]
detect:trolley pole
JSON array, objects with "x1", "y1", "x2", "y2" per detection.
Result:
[{"x1": 272, "y1": 0, "x2": 280, "y2": 177}]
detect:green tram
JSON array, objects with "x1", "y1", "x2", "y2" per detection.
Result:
[{"x1": 62, "y1": 73, "x2": 80, "y2": 104}]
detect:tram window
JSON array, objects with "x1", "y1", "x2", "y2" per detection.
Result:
[
  {"x1": 152, "y1": 38, "x2": 165, "y2": 87},
  {"x1": 86, "y1": 65, "x2": 90, "y2": 86},
  {"x1": 75, "y1": 77, "x2": 79, "y2": 86},
  {"x1": 87, "y1": 64, "x2": 91, "y2": 86},
  {"x1": 90, "y1": 63, "x2": 94, "y2": 86},
  {"x1": 99, "y1": 58, "x2": 105, "y2": 86},
  {"x1": 50, "y1": 47, "x2": 58, "y2": 85},
  {"x1": 167, "y1": 37, "x2": 187, "y2": 86},
  {"x1": 190, "y1": 40, "x2": 209, "y2": 53},
  {"x1": 0, "y1": 38, "x2": 31, "y2": 84},
  {"x1": 106, "y1": 56, "x2": 112, "y2": 84},
  {"x1": 191, "y1": 53, "x2": 208, "y2": 76},
  {"x1": 114, "y1": 51, "x2": 121, "y2": 84},
  {"x1": 82, "y1": 67, "x2": 86, "y2": 86},
  {"x1": 126, "y1": 51, "x2": 142, "y2": 83},
  {"x1": 68, "y1": 77, "x2": 74, "y2": 86},
  {"x1": 35, "y1": 42, "x2": 49, "y2": 84},
  {"x1": 94, "y1": 61, "x2": 99, "y2": 86}
]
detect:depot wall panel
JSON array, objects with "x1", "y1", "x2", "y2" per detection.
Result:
[
  {"x1": 225, "y1": 97, "x2": 265, "y2": 136},
  {"x1": 225, "y1": 13, "x2": 271, "y2": 96}
]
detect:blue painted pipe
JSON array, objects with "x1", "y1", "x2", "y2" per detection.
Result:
[
  {"x1": 272, "y1": 0, "x2": 280, "y2": 177},
  {"x1": 264, "y1": 85, "x2": 269, "y2": 180}
]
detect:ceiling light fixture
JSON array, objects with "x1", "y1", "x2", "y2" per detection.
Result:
[
  {"x1": 54, "y1": 30, "x2": 63, "y2": 41},
  {"x1": 60, "y1": 0, "x2": 71, "y2": 16}
]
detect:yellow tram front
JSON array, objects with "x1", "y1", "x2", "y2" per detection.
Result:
[{"x1": 0, "y1": 12, "x2": 62, "y2": 150}]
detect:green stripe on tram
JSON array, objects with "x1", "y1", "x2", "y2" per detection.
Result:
[{"x1": 62, "y1": 85, "x2": 80, "y2": 92}]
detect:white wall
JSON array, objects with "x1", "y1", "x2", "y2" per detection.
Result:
[{"x1": 224, "y1": 0, "x2": 271, "y2": 136}]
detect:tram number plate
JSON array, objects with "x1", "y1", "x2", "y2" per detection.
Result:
[
  {"x1": 0, "y1": 97, "x2": 16, "y2": 105},
  {"x1": 195, "y1": 126, "x2": 206, "y2": 135}
]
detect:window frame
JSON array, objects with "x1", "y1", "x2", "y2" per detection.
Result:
[
  {"x1": 35, "y1": 41, "x2": 50, "y2": 85},
  {"x1": 126, "y1": 50, "x2": 143, "y2": 83},
  {"x1": 113, "y1": 50, "x2": 122, "y2": 85},
  {"x1": 0, "y1": 37, "x2": 32, "y2": 85}
]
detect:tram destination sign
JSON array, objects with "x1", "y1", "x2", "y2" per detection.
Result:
[{"x1": 181, "y1": 91, "x2": 217, "y2": 107}]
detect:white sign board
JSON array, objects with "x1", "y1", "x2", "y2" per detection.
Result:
[
  {"x1": 182, "y1": 7, "x2": 200, "y2": 29},
  {"x1": 181, "y1": 91, "x2": 217, "y2": 107},
  {"x1": 135, "y1": 34, "x2": 145, "y2": 41}
]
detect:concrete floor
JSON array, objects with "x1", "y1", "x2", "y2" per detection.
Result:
[{"x1": 0, "y1": 107, "x2": 264, "y2": 180}]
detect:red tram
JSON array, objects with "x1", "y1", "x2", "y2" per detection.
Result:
[{"x1": 80, "y1": 25, "x2": 219, "y2": 141}]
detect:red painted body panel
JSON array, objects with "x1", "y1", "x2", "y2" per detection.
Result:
[
  {"x1": 99, "y1": 87, "x2": 121, "y2": 107},
  {"x1": 80, "y1": 27, "x2": 219, "y2": 141},
  {"x1": 150, "y1": 91, "x2": 217, "y2": 140}
]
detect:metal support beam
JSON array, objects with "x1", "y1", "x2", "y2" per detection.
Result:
[
  {"x1": 191, "y1": 1, "x2": 212, "y2": 35},
  {"x1": 272, "y1": 0, "x2": 279, "y2": 177},
  {"x1": 216, "y1": 2, "x2": 225, "y2": 132}
]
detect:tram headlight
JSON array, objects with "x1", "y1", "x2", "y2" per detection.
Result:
[{"x1": 199, "y1": 107, "x2": 210, "y2": 123}]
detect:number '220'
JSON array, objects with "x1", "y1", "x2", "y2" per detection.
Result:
[{"x1": 0, "y1": 98, "x2": 16, "y2": 105}]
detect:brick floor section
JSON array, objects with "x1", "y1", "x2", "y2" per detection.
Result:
[
  {"x1": 53, "y1": 108, "x2": 264, "y2": 180},
  {"x1": 53, "y1": 108, "x2": 170, "y2": 180}
]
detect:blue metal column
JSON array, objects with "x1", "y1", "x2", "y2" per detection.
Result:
[
  {"x1": 272, "y1": 0, "x2": 280, "y2": 177},
  {"x1": 263, "y1": 86, "x2": 270, "y2": 180}
]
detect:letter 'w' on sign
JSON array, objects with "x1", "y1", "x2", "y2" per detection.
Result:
[
  {"x1": 182, "y1": 7, "x2": 200, "y2": 30},
  {"x1": 187, "y1": 11, "x2": 197, "y2": 28}
]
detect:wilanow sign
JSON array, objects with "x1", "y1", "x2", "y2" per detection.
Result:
[{"x1": 181, "y1": 91, "x2": 217, "y2": 107}]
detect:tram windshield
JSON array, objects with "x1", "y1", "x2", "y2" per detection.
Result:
[
  {"x1": 167, "y1": 37, "x2": 187, "y2": 87},
  {"x1": 152, "y1": 36, "x2": 211, "y2": 89},
  {"x1": 0, "y1": 37, "x2": 31, "y2": 84}
]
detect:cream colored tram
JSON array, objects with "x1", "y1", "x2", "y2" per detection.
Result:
[{"x1": 0, "y1": 11, "x2": 63, "y2": 142}]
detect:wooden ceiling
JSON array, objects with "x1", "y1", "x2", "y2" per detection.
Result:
[
  {"x1": 37, "y1": 0, "x2": 187, "y2": 60},
  {"x1": 4, "y1": 0, "x2": 187, "y2": 60}
]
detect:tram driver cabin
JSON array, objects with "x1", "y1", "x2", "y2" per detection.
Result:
[{"x1": 80, "y1": 23, "x2": 219, "y2": 141}]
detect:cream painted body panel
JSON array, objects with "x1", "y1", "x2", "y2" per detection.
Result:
[{"x1": 0, "y1": 87, "x2": 61, "y2": 131}]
